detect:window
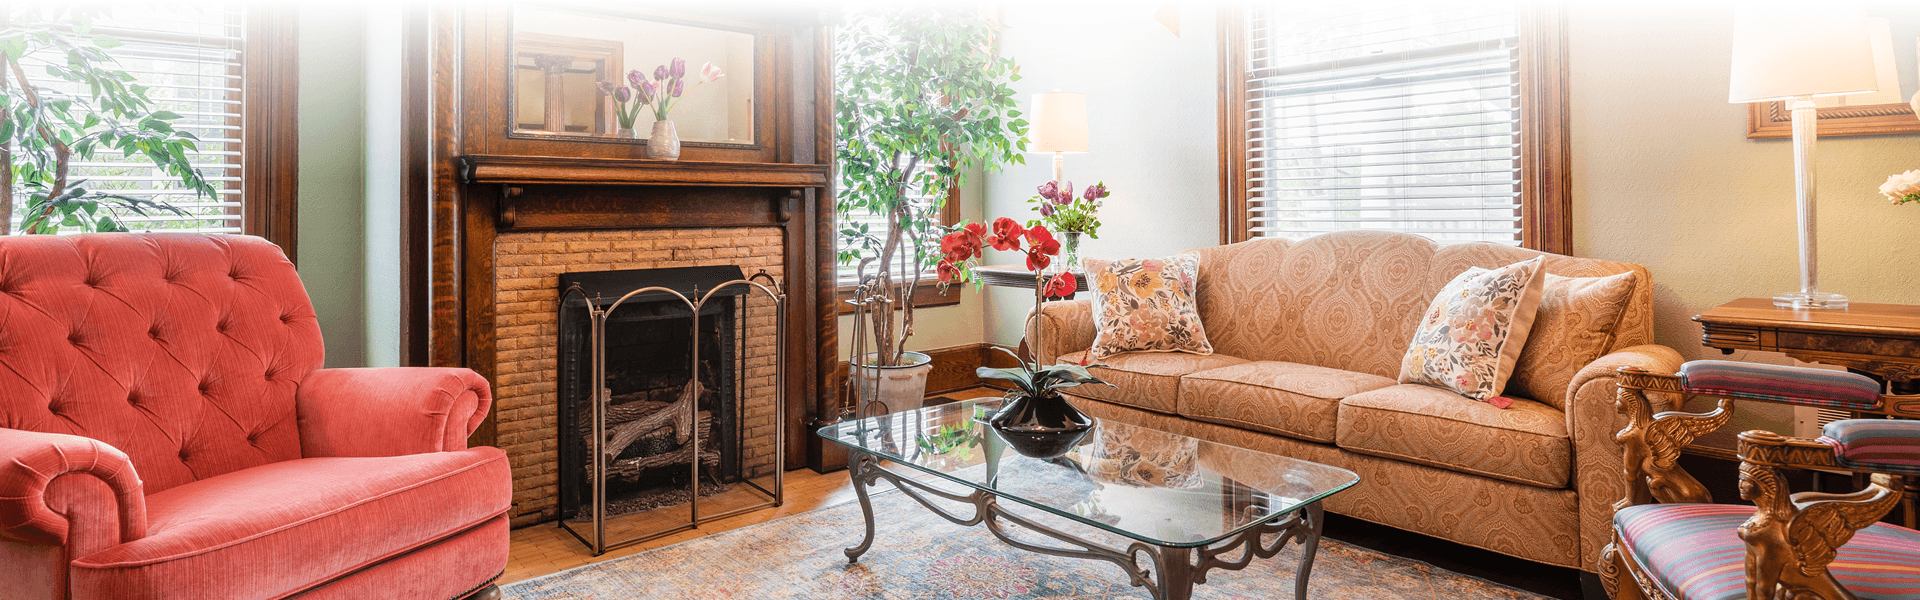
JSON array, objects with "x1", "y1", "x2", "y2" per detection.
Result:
[
  {"x1": 1219, "y1": 2, "x2": 1569, "y2": 253},
  {"x1": 832, "y1": 169, "x2": 961, "y2": 314},
  {"x1": 6, "y1": 6, "x2": 296, "y2": 250}
]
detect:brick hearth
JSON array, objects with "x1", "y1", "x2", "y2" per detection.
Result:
[{"x1": 492, "y1": 227, "x2": 785, "y2": 526}]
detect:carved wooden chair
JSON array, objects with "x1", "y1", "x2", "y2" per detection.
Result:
[{"x1": 1599, "y1": 360, "x2": 1920, "y2": 600}]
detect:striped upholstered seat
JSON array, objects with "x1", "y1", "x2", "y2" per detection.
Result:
[
  {"x1": 1822, "y1": 420, "x2": 1920, "y2": 475},
  {"x1": 1615, "y1": 503, "x2": 1920, "y2": 600},
  {"x1": 1677, "y1": 360, "x2": 1882, "y2": 410}
]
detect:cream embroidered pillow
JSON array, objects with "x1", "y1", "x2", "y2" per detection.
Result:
[
  {"x1": 1398, "y1": 258, "x2": 1547, "y2": 402},
  {"x1": 1085, "y1": 253, "x2": 1212, "y2": 360},
  {"x1": 1507, "y1": 271, "x2": 1638, "y2": 410}
]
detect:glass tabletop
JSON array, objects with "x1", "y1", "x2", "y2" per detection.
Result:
[{"x1": 817, "y1": 400, "x2": 1359, "y2": 548}]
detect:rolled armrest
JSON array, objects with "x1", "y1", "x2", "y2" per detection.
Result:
[
  {"x1": 1026, "y1": 298, "x2": 1095, "y2": 365},
  {"x1": 1567, "y1": 344, "x2": 1684, "y2": 573},
  {"x1": 0, "y1": 428, "x2": 146, "y2": 546},
  {"x1": 297, "y1": 367, "x2": 493, "y2": 458}
]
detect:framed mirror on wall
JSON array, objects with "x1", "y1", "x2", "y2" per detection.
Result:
[
  {"x1": 510, "y1": 5, "x2": 760, "y2": 147},
  {"x1": 1747, "y1": 3, "x2": 1920, "y2": 138}
]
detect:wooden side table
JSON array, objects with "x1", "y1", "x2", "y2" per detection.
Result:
[{"x1": 971, "y1": 264, "x2": 1088, "y2": 300}]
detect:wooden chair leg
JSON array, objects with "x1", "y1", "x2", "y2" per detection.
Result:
[{"x1": 465, "y1": 584, "x2": 501, "y2": 600}]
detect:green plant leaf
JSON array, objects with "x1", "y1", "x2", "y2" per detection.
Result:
[{"x1": 90, "y1": 34, "x2": 122, "y2": 50}]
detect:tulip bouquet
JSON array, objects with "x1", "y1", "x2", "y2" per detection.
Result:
[
  {"x1": 596, "y1": 58, "x2": 726, "y2": 132},
  {"x1": 1882, "y1": 169, "x2": 1920, "y2": 205},
  {"x1": 1027, "y1": 180, "x2": 1108, "y2": 238}
]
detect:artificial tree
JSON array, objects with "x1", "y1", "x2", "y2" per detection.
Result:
[
  {"x1": 834, "y1": 6, "x2": 1026, "y2": 368},
  {"x1": 0, "y1": 7, "x2": 212, "y2": 234}
]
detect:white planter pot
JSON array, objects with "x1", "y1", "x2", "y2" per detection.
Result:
[{"x1": 849, "y1": 351, "x2": 933, "y2": 416}]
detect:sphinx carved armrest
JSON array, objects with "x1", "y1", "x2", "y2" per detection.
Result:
[
  {"x1": 1736, "y1": 430, "x2": 1902, "y2": 600},
  {"x1": 1613, "y1": 366, "x2": 1733, "y2": 511}
]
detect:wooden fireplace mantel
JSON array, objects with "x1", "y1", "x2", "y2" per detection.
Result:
[{"x1": 457, "y1": 155, "x2": 829, "y2": 189}]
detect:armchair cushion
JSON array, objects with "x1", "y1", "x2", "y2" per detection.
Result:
[
  {"x1": 1614, "y1": 503, "x2": 1920, "y2": 600},
  {"x1": 1822, "y1": 419, "x2": 1920, "y2": 475},
  {"x1": 69, "y1": 447, "x2": 509, "y2": 599},
  {"x1": 296, "y1": 367, "x2": 492, "y2": 458},
  {"x1": 1677, "y1": 360, "x2": 1882, "y2": 410}
]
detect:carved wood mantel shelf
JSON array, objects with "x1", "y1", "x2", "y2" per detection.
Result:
[{"x1": 457, "y1": 155, "x2": 829, "y2": 188}]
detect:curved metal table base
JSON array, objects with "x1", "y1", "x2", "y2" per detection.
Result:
[{"x1": 844, "y1": 452, "x2": 1325, "y2": 600}]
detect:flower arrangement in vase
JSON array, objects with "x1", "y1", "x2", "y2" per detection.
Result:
[
  {"x1": 1882, "y1": 170, "x2": 1920, "y2": 205},
  {"x1": 596, "y1": 58, "x2": 725, "y2": 160},
  {"x1": 1026, "y1": 180, "x2": 1109, "y2": 274},
  {"x1": 938, "y1": 217, "x2": 1113, "y2": 458}
]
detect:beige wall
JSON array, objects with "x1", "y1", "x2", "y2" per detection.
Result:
[{"x1": 1570, "y1": 3, "x2": 1920, "y2": 445}]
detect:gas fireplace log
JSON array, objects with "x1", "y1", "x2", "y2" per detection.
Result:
[
  {"x1": 603, "y1": 415, "x2": 723, "y2": 481},
  {"x1": 592, "y1": 381, "x2": 701, "y2": 459}
]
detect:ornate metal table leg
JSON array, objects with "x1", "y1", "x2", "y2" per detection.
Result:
[
  {"x1": 844, "y1": 451, "x2": 877, "y2": 562},
  {"x1": 1294, "y1": 501, "x2": 1324, "y2": 600},
  {"x1": 1152, "y1": 546, "x2": 1196, "y2": 600}
]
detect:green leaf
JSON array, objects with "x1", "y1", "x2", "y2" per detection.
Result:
[
  {"x1": 148, "y1": 110, "x2": 181, "y2": 121},
  {"x1": 90, "y1": 34, "x2": 122, "y2": 50}
]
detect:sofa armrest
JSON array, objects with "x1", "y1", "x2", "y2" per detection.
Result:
[
  {"x1": 1026, "y1": 298, "x2": 1095, "y2": 365},
  {"x1": 297, "y1": 368, "x2": 493, "y2": 458},
  {"x1": 0, "y1": 428, "x2": 146, "y2": 546},
  {"x1": 1565, "y1": 344, "x2": 1684, "y2": 573}
]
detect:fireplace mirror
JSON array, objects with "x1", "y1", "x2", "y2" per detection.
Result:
[{"x1": 510, "y1": 6, "x2": 758, "y2": 145}]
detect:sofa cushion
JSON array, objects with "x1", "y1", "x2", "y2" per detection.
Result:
[
  {"x1": 1084, "y1": 253, "x2": 1213, "y2": 360},
  {"x1": 70, "y1": 447, "x2": 510, "y2": 599},
  {"x1": 1336, "y1": 384, "x2": 1570, "y2": 488},
  {"x1": 1399, "y1": 258, "x2": 1546, "y2": 403},
  {"x1": 1614, "y1": 503, "x2": 1920, "y2": 600},
  {"x1": 1507, "y1": 272, "x2": 1638, "y2": 410},
  {"x1": 1059, "y1": 350, "x2": 1248, "y2": 414},
  {"x1": 1177, "y1": 361, "x2": 1396, "y2": 444}
]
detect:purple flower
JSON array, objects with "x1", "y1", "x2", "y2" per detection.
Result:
[
  {"x1": 1040, "y1": 204, "x2": 1055, "y2": 217},
  {"x1": 670, "y1": 58, "x2": 686, "y2": 79},
  {"x1": 671, "y1": 79, "x2": 684, "y2": 97},
  {"x1": 1037, "y1": 181, "x2": 1059, "y2": 201},
  {"x1": 612, "y1": 86, "x2": 631, "y2": 103},
  {"x1": 1083, "y1": 182, "x2": 1107, "y2": 201},
  {"x1": 654, "y1": 65, "x2": 669, "y2": 81},
  {"x1": 1058, "y1": 181, "x2": 1073, "y2": 204},
  {"x1": 627, "y1": 69, "x2": 645, "y2": 88},
  {"x1": 597, "y1": 81, "x2": 617, "y2": 96},
  {"x1": 637, "y1": 81, "x2": 654, "y2": 103}
]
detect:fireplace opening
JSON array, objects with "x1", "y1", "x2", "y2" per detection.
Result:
[{"x1": 556, "y1": 266, "x2": 746, "y2": 523}]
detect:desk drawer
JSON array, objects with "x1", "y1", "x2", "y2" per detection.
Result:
[
  {"x1": 1778, "y1": 331, "x2": 1920, "y2": 359},
  {"x1": 1701, "y1": 324, "x2": 1762, "y2": 350}
]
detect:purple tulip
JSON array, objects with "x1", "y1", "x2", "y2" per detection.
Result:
[
  {"x1": 612, "y1": 86, "x2": 631, "y2": 103},
  {"x1": 654, "y1": 65, "x2": 669, "y2": 81},
  {"x1": 670, "y1": 58, "x2": 686, "y2": 79},
  {"x1": 627, "y1": 69, "x2": 645, "y2": 88},
  {"x1": 1084, "y1": 182, "x2": 1106, "y2": 201},
  {"x1": 1059, "y1": 181, "x2": 1073, "y2": 204},
  {"x1": 1037, "y1": 181, "x2": 1058, "y2": 201},
  {"x1": 597, "y1": 81, "x2": 617, "y2": 96},
  {"x1": 637, "y1": 81, "x2": 654, "y2": 103},
  {"x1": 1040, "y1": 204, "x2": 1055, "y2": 217},
  {"x1": 671, "y1": 79, "x2": 684, "y2": 97}
]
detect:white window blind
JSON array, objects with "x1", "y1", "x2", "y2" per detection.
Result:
[
  {"x1": 1243, "y1": 1, "x2": 1522, "y2": 244},
  {"x1": 16, "y1": 6, "x2": 245, "y2": 233},
  {"x1": 836, "y1": 169, "x2": 947, "y2": 287}
]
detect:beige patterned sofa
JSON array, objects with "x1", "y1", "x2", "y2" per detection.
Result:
[{"x1": 1028, "y1": 230, "x2": 1682, "y2": 572}]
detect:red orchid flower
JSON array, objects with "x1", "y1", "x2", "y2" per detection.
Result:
[
  {"x1": 1026, "y1": 249, "x2": 1051, "y2": 272},
  {"x1": 1044, "y1": 272, "x2": 1076, "y2": 297},
  {"x1": 940, "y1": 231, "x2": 975, "y2": 262},
  {"x1": 985, "y1": 217, "x2": 1025, "y2": 251},
  {"x1": 936, "y1": 259, "x2": 960, "y2": 283},
  {"x1": 1023, "y1": 224, "x2": 1061, "y2": 256}
]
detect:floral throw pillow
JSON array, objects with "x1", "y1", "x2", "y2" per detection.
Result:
[
  {"x1": 1084, "y1": 253, "x2": 1212, "y2": 360},
  {"x1": 1398, "y1": 257, "x2": 1547, "y2": 403}
]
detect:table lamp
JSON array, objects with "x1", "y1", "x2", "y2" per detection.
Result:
[
  {"x1": 1029, "y1": 92, "x2": 1088, "y2": 183},
  {"x1": 1728, "y1": 6, "x2": 1878, "y2": 309}
]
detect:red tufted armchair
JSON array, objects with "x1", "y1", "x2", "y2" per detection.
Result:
[{"x1": 0, "y1": 235, "x2": 509, "y2": 600}]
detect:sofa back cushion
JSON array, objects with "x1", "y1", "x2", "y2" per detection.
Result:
[
  {"x1": 1193, "y1": 231, "x2": 1653, "y2": 388},
  {"x1": 0, "y1": 235, "x2": 322, "y2": 494}
]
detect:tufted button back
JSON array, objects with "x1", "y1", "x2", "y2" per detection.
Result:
[{"x1": 0, "y1": 234, "x2": 323, "y2": 494}]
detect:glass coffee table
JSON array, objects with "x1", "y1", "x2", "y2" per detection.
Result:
[{"x1": 818, "y1": 400, "x2": 1359, "y2": 600}]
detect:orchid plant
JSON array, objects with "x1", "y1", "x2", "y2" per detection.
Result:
[
  {"x1": 596, "y1": 58, "x2": 725, "y2": 131},
  {"x1": 1026, "y1": 180, "x2": 1108, "y2": 238},
  {"x1": 937, "y1": 217, "x2": 1109, "y2": 396}
]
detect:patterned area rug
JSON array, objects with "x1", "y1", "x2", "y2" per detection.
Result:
[{"x1": 503, "y1": 488, "x2": 1547, "y2": 600}]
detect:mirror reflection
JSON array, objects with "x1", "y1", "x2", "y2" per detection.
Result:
[{"x1": 512, "y1": 7, "x2": 756, "y2": 145}]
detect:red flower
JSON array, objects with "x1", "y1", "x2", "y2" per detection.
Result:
[
  {"x1": 937, "y1": 259, "x2": 959, "y2": 283},
  {"x1": 985, "y1": 217, "x2": 1025, "y2": 251},
  {"x1": 1023, "y1": 225, "x2": 1061, "y2": 256},
  {"x1": 940, "y1": 231, "x2": 974, "y2": 262},
  {"x1": 1026, "y1": 249, "x2": 1051, "y2": 271},
  {"x1": 1044, "y1": 272, "x2": 1076, "y2": 297}
]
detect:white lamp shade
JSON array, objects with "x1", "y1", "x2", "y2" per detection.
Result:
[
  {"x1": 1029, "y1": 92, "x2": 1088, "y2": 153},
  {"x1": 1728, "y1": 5, "x2": 1879, "y2": 103}
]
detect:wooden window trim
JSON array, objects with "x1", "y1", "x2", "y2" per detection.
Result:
[
  {"x1": 243, "y1": 5, "x2": 300, "y2": 259},
  {"x1": 833, "y1": 177, "x2": 963, "y2": 315},
  {"x1": 1216, "y1": 4, "x2": 1572, "y2": 254}
]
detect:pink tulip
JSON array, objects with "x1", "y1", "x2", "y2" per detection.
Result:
[
  {"x1": 1059, "y1": 181, "x2": 1073, "y2": 204},
  {"x1": 700, "y1": 61, "x2": 725, "y2": 83}
]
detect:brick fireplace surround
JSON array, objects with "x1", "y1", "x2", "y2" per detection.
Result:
[{"x1": 493, "y1": 227, "x2": 785, "y2": 525}]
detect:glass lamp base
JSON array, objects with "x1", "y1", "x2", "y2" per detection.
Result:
[{"x1": 1774, "y1": 291, "x2": 1848, "y2": 310}]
